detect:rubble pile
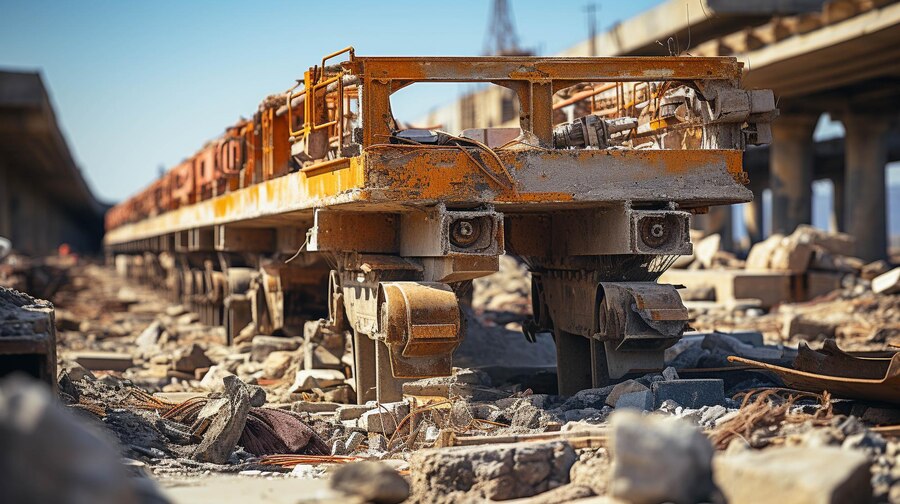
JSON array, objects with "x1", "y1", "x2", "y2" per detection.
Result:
[
  {"x1": 661, "y1": 225, "x2": 900, "y2": 352},
  {"x1": 0, "y1": 250, "x2": 898, "y2": 502}
]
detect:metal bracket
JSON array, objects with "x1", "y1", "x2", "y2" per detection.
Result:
[{"x1": 376, "y1": 281, "x2": 462, "y2": 378}]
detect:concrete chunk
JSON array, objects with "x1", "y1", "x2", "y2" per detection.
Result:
[
  {"x1": 605, "y1": 380, "x2": 649, "y2": 407},
  {"x1": 250, "y1": 335, "x2": 302, "y2": 362},
  {"x1": 872, "y1": 267, "x2": 900, "y2": 295},
  {"x1": 358, "y1": 402, "x2": 410, "y2": 434},
  {"x1": 615, "y1": 390, "x2": 654, "y2": 411},
  {"x1": 72, "y1": 351, "x2": 133, "y2": 372},
  {"x1": 290, "y1": 369, "x2": 345, "y2": 392},
  {"x1": 609, "y1": 410, "x2": 714, "y2": 504},
  {"x1": 193, "y1": 375, "x2": 251, "y2": 464},
  {"x1": 409, "y1": 440, "x2": 576, "y2": 503},
  {"x1": 330, "y1": 461, "x2": 409, "y2": 504},
  {"x1": 335, "y1": 404, "x2": 374, "y2": 421},
  {"x1": 651, "y1": 379, "x2": 724, "y2": 408},
  {"x1": 713, "y1": 446, "x2": 871, "y2": 504}
]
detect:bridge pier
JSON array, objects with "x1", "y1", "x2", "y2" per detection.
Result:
[
  {"x1": 743, "y1": 170, "x2": 768, "y2": 245},
  {"x1": 769, "y1": 114, "x2": 818, "y2": 236},
  {"x1": 843, "y1": 112, "x2": 891, "y2": 261}
]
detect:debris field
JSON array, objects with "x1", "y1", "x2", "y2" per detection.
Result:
[{"x1": 2, "y1": 242, "x2": 900, "y2": 503}]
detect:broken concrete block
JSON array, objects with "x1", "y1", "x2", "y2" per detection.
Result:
[
  {"x1": 792, "y1": 224, "x2": 856, "y2": 257},
  {"x1": 135, "y1": 320, "x2": 162, "y2": 349},
  {"x1": 660, "y1": 269, "x2": 793, "y2": 308},
  {"x1": 409, "y1": 440, "x2": 576, "y2": 503},
  {"x1": 861, "y1": 260, "x2": 891, "y2": 281},
  {"x1": 172, "y1": 343, "x2": 213, "y2": 373},
  {"x1": 769, "y1": 239, "x2": 814, "y2": 273},
  {"x1": 330, "y1": 461, "x2": 410, "y2": 504},
  {"x1": 199, "y1": 365, "x2": 237, "y2": 392},
  {"x1": 290, "y1": 401, "x2": 341, "y2": 414},
  {"x1": 615, "y1": 390, "x2": 654, "y2": 411},
  {"x1": 193, "y1": 375, "x2": 251, "y2": 464},
  {"x1": 335, "y1": 404, "x2": 374, "y2": 421},
  {"x1": 303, "y1": 344, "x2": 343, "y2": 370},
  {"x1": 401, "y1": 368, "x2": 493, "y2": 399},
  {"x1": 693, "y1": 233, "x2": 721, "y2": 269},
  {"x1": 609, "y1": 410, "x2": 714, "y2": 504},
  {"x1": 175, "y1": 312, "x2": 199, "y2": 326},
  {"x1": 321, "y1": 384, "x2": 353, "y2": 403},
  {"x1": 805, "y1": 270, "x2": 845, "y2": 299},
  {"x1": 0, "y1": 376, "x2": 165, "y2": 503},
  {"x1": 260, "y1": 350, "x2": 295, "y2": 379},
  {"x1": 249, "y1": 335, "x2": 302, "y2": 362},
  {"x1": 605, "y1": 379, "x2": 649, "y2": 407},
  {"x1": 0, "y1": 288, "x2": 57, "y2": 387},
  {"x1": 165, "y1": 304, "x2": 187, "y2": 317},
  {"x1": 358, "y1": 402, "x2": 410, "y2": 434},
  {"x1": 662, "y1": 366, "x2": 679, "y2": 381},
  {"x1": 290, "y1": 369, "x2": 345, "y2": 392},
  {"x1": 72, "y1": 351, "x2": 134, "y2": 372},
  {"x1": 872, "y1": 267, "x2": 900, "y2": 295},
  {"x1": 651, "y1": 379, "x2": 724, "y2": 408},
  {"x1": 713, "y1": 446, "x2": 871, "y2": 504},
  {"x1": 782, "y1": 313, "x2": 837, "y2": 341},
  {"x1": 745, "y1": 233, "x2": 784, "y2": 271}
]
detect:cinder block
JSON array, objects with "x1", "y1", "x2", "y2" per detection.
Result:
[
  {"x1": 651, "y1": 379, "x2": 724, "y2": 409},
  {"x1": 615, "y1": 390, "x2": 655, "y2": 411}
]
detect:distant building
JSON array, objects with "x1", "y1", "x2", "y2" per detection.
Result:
[{"x1": 0, "y1": 70, "x2": 106, "y2": 255}]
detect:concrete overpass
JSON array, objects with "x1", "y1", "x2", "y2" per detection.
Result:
[
  {"x1": 566, "y1": 0, "x2": 900, "y2": 260},
  {"x1": 0, "y1": 70, "x2": 106, "y2": 255}
]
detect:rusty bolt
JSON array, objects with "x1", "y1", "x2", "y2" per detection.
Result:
[
  {"x1": 450, "y1": 219, "x2": 481, "y2": 248},
  {"x1": 639, "y1": 216, "x2": 671, "y2": 249}
]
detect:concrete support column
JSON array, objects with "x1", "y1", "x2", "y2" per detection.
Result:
[
  {"x1": 693, "y1": 206, "x2": 733, "y2": 250},
  {"x1": 770, "y1": 114, "x2": 818, "y2": 235},
  {"x1": 843, "y1": 113, "x2": 890, "y2": 261},
  {"x1": 743, "y1": 171, "x2": 768, "y2": 245},
  {"x1": 830, "y1": 170, "x2": 845, "y2": 233}
]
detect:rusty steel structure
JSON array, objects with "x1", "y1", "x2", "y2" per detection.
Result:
[{"x1": 105, "y1": 49, "x2": 776, "y2": 401}]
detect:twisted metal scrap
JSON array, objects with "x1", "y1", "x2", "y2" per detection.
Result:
[{"x1": 709, "y1": 388, "x2": 832, "y2": 449}]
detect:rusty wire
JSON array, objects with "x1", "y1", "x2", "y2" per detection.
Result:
[
  {"x1": 709, "y1": 388, "x2": 833, "y2": 449},
  {"x1": 258, "y1": 454, "x2": 362, "y2": 468}
]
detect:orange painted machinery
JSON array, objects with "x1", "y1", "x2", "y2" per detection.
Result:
[{"x1": 106, "y1": 48, "x2": 776, "y2": 402}]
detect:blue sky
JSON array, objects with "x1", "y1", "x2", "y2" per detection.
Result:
[{"x1": 0, "y1": 0, "x2": 662, "y2": 202}]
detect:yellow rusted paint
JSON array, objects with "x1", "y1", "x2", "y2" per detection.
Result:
[{"x1": 107, "y1": 52, "x2": 754, "y2": 246}]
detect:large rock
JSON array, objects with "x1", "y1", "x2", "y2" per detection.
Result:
[
  {"x1": 409, "y1": 441, "x2": 576, "y2": 503},
  {"x1": 193, "y1": 375, "x2": 251, "y2": 464},
  {"x1": 873, "y1": 267, "x2": 900, "y2": 295},
  {"x1": 260, "y1": 350, "x2": 296, "y2": 379},
  {"x1": 249, "y1": 335, "x2": 302, "y2": 362},
  {"x1": 358, "y1": 401, "x2": 410, "y2": 435},
  {"x1": 0, "y1": 376, "x2": 163, "y2": 503},
  {"x1": 605, "y1": 380, "x2": 649, "y2": 408},
  {"x1": 713, "y1": 446, "x2": 871, "y2": 504},
  {"x1": 172, "y1": 343, "x2": 213, "y2": 373},
  {"x1": 199, "y1": 365, "x2": 237, "y2": 392},
  {"x1": 608, "y1": 410, "x2": 714, "y2": 504},
  {"x1": 290, "y1": 369, "x2": 345, "y2": 392},
  {"x1": 135, "y1": 320, "x2": 162, "y2": 350},
  {"x1": 330, "y1": 461, "x2": 410, "y2": 504}
]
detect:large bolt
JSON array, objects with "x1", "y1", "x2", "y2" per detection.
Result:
[
  {"x1": 639, "y1": 216, "x2": 671, "y2": 249},
  {"x1": 450, "y1": 219, "x2": 481, "y2": 248}
]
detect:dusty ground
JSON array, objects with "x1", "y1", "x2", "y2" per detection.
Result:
[{"x1": 2, "y1": 253, "x2": 900, "y2": 503}]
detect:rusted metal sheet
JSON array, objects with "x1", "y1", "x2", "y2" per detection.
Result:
[
  {"x1": 346, "y1": 56, "x2": 742, "y2": 82},
  {"x1": 105, "y1": 146, "x2": 749, "y2": 247},
  {"x1": 729, "y1": 340, "x2": 900, "y2": 405}
]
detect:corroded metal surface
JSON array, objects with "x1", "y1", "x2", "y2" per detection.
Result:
[{"x1": 729, "y1": 340, "x2": 900, "y2": 405}]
